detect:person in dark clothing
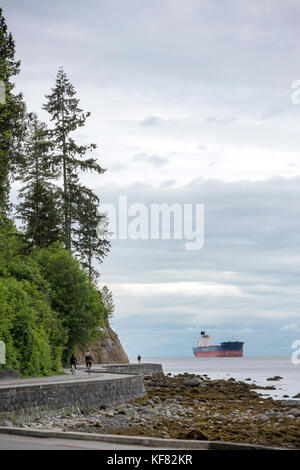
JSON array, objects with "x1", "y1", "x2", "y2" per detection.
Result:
[
  {"x1": 70, "y1": 354, "x2": 77, "y2": 369},
  {"x1": 137, "y1": 355, "x2": 141, "y2": 364},
  {"x1": 85, "y1": 352, "x2": 93, "y2": 368}
]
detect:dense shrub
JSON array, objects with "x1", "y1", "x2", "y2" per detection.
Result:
[
  {"x1": 0, "y1": 221, "x2": 104, "y2": 374},
  {"x1": 35, "y1": 243, "x2": 105, "y2": 364}
]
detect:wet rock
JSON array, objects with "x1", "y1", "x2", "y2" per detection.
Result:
[
  {"x1": 177, "y1": 429, "x2": 208, "y2": 441},
  {"x1": 266, "y1": 376, "x2": 283, "y2": 381},
  {"x1": 281, "y1": 400, "x2": 300, "y2": 408},
  {"x1": 165, "y1": 398, "x2": 174, "y2": 404},
  {"x1": 183, "y1": 378, "x2": 202, "y2": 387},
  {"x1": 1, "y1": 421, "x2": 13, "y2": 427},
  {"x1": 265, "y1": 411, "x2": 282, "y2": 418},
  {"x1": 286, "y1": 408, "x2": 300, "y2": 418},
  {"x1": 292, "y1": 393, "x2": 300, "y2": 399},
  {"x1": 145, "y1": 399, "x2": 154, "y2": 405},
  {"x1": 175, "y1": 395, "x2": 183, "y2": 402},
  {"x1": 215, "y1": 414, "x2": 226, "y2": 421},
  {"x1": 257, "y1": 414, "x2": 270, "y2": 424}
]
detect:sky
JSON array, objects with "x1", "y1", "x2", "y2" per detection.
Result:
[{"x1": 3, "y1": 0, "x2": 300, "y2": 357}]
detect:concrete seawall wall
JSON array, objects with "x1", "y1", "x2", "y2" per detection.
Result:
[
  {"x1": 98, "y1": 363, "x2": 163, "y2": 375},
  {"x1": 0, "y1": 375, "x2": 146, "y2": 421}
]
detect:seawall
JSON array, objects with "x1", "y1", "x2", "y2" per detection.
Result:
[
  {"x1": 97, "y1": 363, "x2": 163, "y2": 376},
  {"x1": 0, "y1": 374, "x2": 146, "y2": 422}
]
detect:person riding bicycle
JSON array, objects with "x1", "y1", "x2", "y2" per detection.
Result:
[
  {"x1": 70, "y1": 354, "x2": 77, "y2": 370},
  {"x1": 85, "y1": 352, "x2": 93, "y2": 369}
]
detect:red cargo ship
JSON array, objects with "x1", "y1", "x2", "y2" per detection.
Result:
[{"x1": 193, "y1": 331, "x2": 244, "y2": 358}]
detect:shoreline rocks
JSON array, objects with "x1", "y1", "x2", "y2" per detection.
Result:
[{"x1": 10, "y1": 372, "x2": 300, "y2": 449}]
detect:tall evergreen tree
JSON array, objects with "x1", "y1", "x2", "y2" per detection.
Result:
[
  {"x1": 72, "y1": 185, "x2": 110, "y2": 280},
  {"x1": 0, "y1": 8, "x2": 25, "y2": 215},
  {"x1": 17, "y1": 113, "x2": 62, "y2": 247},
  {"x1": 43, "y1": 68, "x2": 105, "y2": 251}
]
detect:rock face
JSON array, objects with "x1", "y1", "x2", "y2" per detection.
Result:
[{"x1": 76, "y1": 324, "x2": 129, "y2": 364}]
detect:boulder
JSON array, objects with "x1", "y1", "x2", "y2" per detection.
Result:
[
  {"x1": 183, "y1": 377, "x2": 202, "y2": 387},
  {"x1": 281, "y1": 400, "x2": 300, "y2": 408},
  {"x1": 286, "y1": 408, "x2": 300, "y2": 417}
]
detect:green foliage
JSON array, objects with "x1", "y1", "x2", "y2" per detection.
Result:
[
  {"x1": 100, "y1": 285, "x2": 115, "y2": 321},
  {"x1": 43, "y1": 67, "x2": 105, "y2": 252},
  {"x1": 72, "y1": 185, "x2": 110, "y2": 280},
  {"x1": 0, "y1": 221, "x2": 105, "y2": 374},
  {"x1": 0, "y1": 220, "x2": 66, "y2": 375},
  {"x1": 34, "y1": 242, "x2": 105, "y2": 363},
  {"x1": 0, "y1": 11, "x2": 110, "y2": 376},
  {"x1": 0, "y1": 8, "x2": 26, "y2": 214},
  {"x1": 16, "y1": 113, "x2": 62, "y2": 247}
]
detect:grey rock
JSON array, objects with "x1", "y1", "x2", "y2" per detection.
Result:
[
  {"x1": 175, "y1": 395, "x2": 183, "y2": 402},
  {"x1": 281, "y1": 400, "x2": 300, "y2": 408},
  {"x1": 183, "y1": 378, "x2": 202, "y2": 386},
  {"x1": 286, "y1": 408, "x2": 300, "y2": 417},
  {"x1": 215, "y1": 414, "x2": 226, "y2": 421},
  {"x1": 265, "y1": 411, "x2": 282, "y2": 418},
  {"x1": 145, "y1": 399, "x2": 154, "y2": 405},
  {"x1": 257, "y1": 414, "x2": 269, "y2": 423},
  {"x1": 1, "y1": 421, "x2": 13, "y2": 427}
]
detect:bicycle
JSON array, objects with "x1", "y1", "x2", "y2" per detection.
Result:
[{"x1": 86, "y1": 362, "x2": 92, "y2": 375}]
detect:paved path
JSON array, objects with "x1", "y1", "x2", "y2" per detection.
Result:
[
  {"x1": 0, "y1": 433, "x2": 167, "y2": 450},
  {"x1": 0, "y1": 367, "x2": 132, "y2": 388}
]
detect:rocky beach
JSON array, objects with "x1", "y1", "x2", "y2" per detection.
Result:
[{"x1": 19, "y1": 372, "x2": 300, "y2": 449}]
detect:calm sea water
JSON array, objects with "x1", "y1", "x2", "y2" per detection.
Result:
[{"x1": 130, "y1": 356, "x2": 300, "y2": 400}]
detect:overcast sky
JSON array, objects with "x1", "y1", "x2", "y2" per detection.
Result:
[{"x1": 3, "y1": 0, "x2": 300, "y2": 357}]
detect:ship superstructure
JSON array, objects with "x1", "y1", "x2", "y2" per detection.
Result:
[{"x1": 193, "y1": 331, "x2": 244, "y2": 357}]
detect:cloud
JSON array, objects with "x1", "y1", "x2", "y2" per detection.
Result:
[
  {"x1": 140, "y1": 116, "x2": 162, "y2": 127},
  {"x1": 4, "y1": 0, "x2": 300, "y2": 355},
  {"x1": 107, "y1": 282, "x2": 244, "y2": 298},
  {"x1": 133, "y1": 153, "x2": 169, "y2": 167},
  {"x1": 281, "y1": 323, "x2": 300, "y2": 331}
]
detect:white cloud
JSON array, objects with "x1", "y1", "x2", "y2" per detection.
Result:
[
  {"x1": 105, "y1": 282, "x2": 243, "y2": 298},
  {"x1": 281, "y1": 323, "x2": 300, "y2": 331}
]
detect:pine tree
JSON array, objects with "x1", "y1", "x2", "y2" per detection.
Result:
[
  {"x1": 17, "y1": 113, "x2": 62, "y2": 247},
  {"x1": 0, "y1": 8, "x2": 25, "y2": 215},
  {"x1": 72, "y1": 185, "x2": 110, "y2": 280},
  {"x1": 100, "y1": 285, "x2": 115, "y2": 320},
  {"x1": 43, "y1": 67, "x2": 105, "y2": 251}
]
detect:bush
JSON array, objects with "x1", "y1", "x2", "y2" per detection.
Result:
[
  {"x1": 0, "y1": 220, "x2": 65, "y2": 375},
  {"x1": 34, "y1": 242, "x2": 105, "y2": 364}
]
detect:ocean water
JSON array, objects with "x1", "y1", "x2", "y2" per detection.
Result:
[{"x1": 133, "y1": 356, "x2": 300, "y2": 400}]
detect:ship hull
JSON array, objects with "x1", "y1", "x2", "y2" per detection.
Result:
[
  {"x1": 193, "y1": 349, "x2": 243, "y2": 357},
  {"x1": 193, "y1": 341, "x2": 244, "y2": 358}
]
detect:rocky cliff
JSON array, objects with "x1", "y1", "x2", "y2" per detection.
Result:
[{"x1": 76, "y1": 323, "x2": 129, "y2": 364}]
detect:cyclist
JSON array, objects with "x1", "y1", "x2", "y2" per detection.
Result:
[
  {"x1": 85, "y1": 352, "x2": 93, "y2": 370},
  {"x1": 70, "y1": 354, "x2": 77, "y2": 370}
]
